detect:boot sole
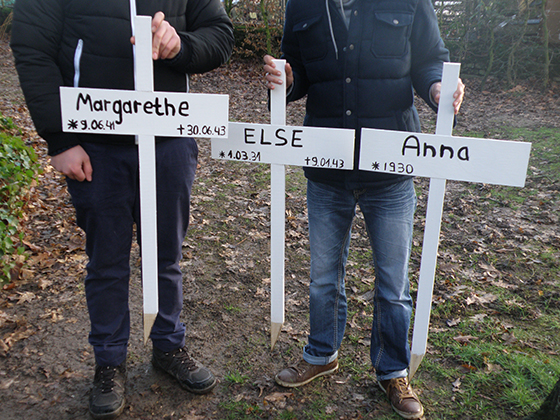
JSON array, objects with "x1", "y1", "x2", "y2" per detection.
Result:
[
  {"x1": 275, "y1": 363, "x2": 339, "y2": 388},
  {"x1": 181, "y1": 376, "x2": 217, "y2": 394},
  {"x1": 152, "y1": 358, "x2": 217, "y2": 394},
  {"x1": 89, "y1": 400, "x2": 125, "y2": 420}
]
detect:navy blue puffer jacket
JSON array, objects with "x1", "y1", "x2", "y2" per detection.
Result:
[{"x1": 282, "y1": 0, "x2": 449, "y2": 189}]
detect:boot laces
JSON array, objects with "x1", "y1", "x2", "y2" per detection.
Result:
[
  {"x1": 98, "y1": 366, "x2": 117, "y2": 393},
  {"x1": 171, "y1": 347, "x2": 197, "y2": 371},
  {"x1": 290, "y1": 359, "x2": 311, "y2": 375},
  {"x1": 391, "y1": 378, "x2": 416, "y2": 402}
]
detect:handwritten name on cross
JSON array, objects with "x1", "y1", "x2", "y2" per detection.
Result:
[
  {"x1": 358, "y1": 63, "x2": 532, "y2": 377},
  {"x1": 60, "y1": 16, "x2": 228, "y2": 344},
  {"x1": 211, "y1": 60, "x2": 355, "y2": 348}
]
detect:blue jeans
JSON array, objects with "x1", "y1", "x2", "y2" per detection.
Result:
[
  {"x1": 303, "y1": 178, "x2": 416, "y2": 380},
  {"x1": 66, "y1": 138, "x2": 197, "y2": 366}
]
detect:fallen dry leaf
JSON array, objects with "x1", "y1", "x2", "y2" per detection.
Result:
[
  {"x1": 17, "y1": 291, "x2": 36, "y2": 304},
  {"x1": 264, "y1": 392, "x2": 293, "y2": 402},
  {"x1": 501, "y1": 332, "x2": 518, "y2": 345},
  {"x1": 453, "y1": 335, "x2": 479, "y2": 344},
  {"x1": 465, "y1": 293, "x2": 498, "y2": 306},
  {"x1": 446, "y1": 318, "x2": 461, "y2": 327},
  {"x1": 484, "y1": 363, "x2": 503, "y2": 373},
  {"x1": 452, "y1": 377, "x2": 462, "y2": 392}
]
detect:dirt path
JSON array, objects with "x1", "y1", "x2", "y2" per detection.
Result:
[{"x1": 1, "y1": 37, "x2": 559, "y2": 419}]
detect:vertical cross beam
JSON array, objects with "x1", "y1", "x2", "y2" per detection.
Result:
[
  {"x1": 132, "y1": 15, "x2": 159, "y2": 344},
  {"x1": 270, "y1": 60, "x2": 287, "y2": 349},
  {"x1": 409, "y1": 63, "x2": 461, "y2": 378}
]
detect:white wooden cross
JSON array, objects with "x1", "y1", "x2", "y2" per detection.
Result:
[
  {"x1": 59, "y1": 15, "x2": 229, "y2": 344},
  {"x1": 359, "y1": 63, "x2": 532, "y2": 378},
  {"x1": 211, "y1": 60, "x2": 356, "y2": 348}
]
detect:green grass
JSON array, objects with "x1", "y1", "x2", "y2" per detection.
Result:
[
  {"x1": 224, "y1": 370, "x2": 249, "y2": 385},
  {"x1": 500, "y1": 127, "x2": 560, "y2": 182},
  {"x1": 277, "y1": 411, "x2": 298, "y2": 420},
  {"x1": 218, "y1": 399, "x2": 264, "y2": 420},
  {"x1": 423, "y1": 298, "x2": 560, "y2": 418},
  {"x1": 224, "y1": 304, "x2": 242, "y2": 313},
  {"x1": 303, "y1": 394, "x2": 337, "y2": 420},
  {"x1": 286, "y1": 166, "x2": 307, "y2": 193}
]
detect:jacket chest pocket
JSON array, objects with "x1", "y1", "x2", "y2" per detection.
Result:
[
  {"x1": 371, "y1": 12, "x2": 413, "y2": 58},
  {"x1": 293, "y1": 14, "x2": 328, "y2": 62}
]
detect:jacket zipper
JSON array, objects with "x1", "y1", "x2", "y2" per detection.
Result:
[{"x1": 73, "y1": 39, "x2": 84, "y2": 87}]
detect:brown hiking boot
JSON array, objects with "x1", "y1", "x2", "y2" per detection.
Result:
[
  {"x1": 275, "y1": 359, "x2": 338, "y2": 387},
  {"x1": 379, "y1": 377, "x2": 424, "y2": 419}
]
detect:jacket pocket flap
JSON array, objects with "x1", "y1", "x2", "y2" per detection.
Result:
[
  {"x1": 374, "y1": 12, "x2": 413, "y2": 27},
  {"x1": 293, "y1": 14, "x2": 322, "y2": 32}
]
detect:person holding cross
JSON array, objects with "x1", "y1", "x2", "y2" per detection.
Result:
[
  {"x1": 264, "y1": 0, "x2": 464, "y2": 418},
  {"x1": 11, "y1": 0, "x2": 233, "y2": 419}
]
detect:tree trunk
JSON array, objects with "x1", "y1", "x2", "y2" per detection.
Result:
[
  {"x1": 541, "y1": 0, "x2": 550, "y2": 88},
  {"x1": 523, "y1": 378, "x2": 560, "y2": 419}
]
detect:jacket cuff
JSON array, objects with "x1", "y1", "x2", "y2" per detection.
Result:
[
  {"x1": 43, "y1": 132, "x2": 81, "y2": 156},
  {"x1": 286, "y1": 75, "x2": 299, "y2": 103},
  {"x1": 163, "y1": 42, "x2": 193, "y2": 70}
]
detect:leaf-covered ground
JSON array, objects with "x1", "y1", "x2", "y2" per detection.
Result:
[{"x1": 1, "y1": 38, "x2": 560, "y2": 419}]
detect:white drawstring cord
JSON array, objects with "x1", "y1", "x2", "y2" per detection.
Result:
[{"x1": 325, "y1": 0, "x2": 339, "y2": 60}]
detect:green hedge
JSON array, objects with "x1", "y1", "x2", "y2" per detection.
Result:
[
  {"x1": 0, "y1": 6, "x2": 12, "y2": 36},
  {"x1": 0, "y1": 115, "x2": 40, "y2": 283},
  {"x1": 0, "y1": 6, "x2": 11, "y2": 22},
  {"x1": 434, "y1": 0, "x2": 559, "y2": 86}
]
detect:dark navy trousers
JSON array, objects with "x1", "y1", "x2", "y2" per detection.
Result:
[{"x1": 66, "y1": 138, "x2": 198, "y2": 366}]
